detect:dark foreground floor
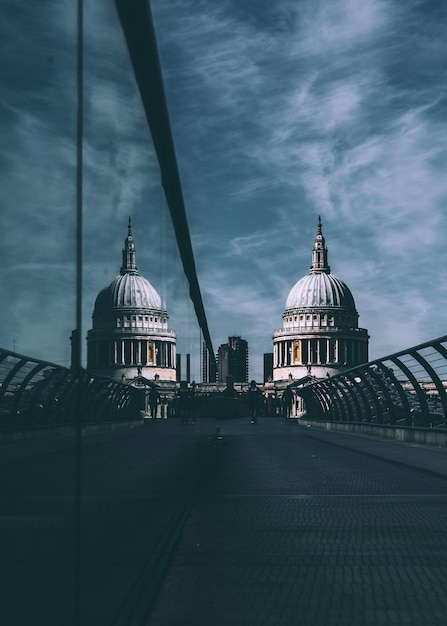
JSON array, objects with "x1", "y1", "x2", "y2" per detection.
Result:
[{"x1": 1, "y1": 417, "x2": 447, "y2": 625}]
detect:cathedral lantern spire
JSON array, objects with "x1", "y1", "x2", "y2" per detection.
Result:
[
  {"x1": 310, "y1": 216, "x2": 330, "y2": 274},
  {"x1": 120, "y1": 216, "x2": 138, "y2": 275}
]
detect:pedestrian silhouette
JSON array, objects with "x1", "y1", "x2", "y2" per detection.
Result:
[
  {"x1": 281, "y1": 386, "x2": 293, "y2": 419},
  {"x1": 247, "y1": 380, "x2": 261, "y2": 424},
  {"x1": 148, "y1": 386, "x2": 160, "y2": 419}
]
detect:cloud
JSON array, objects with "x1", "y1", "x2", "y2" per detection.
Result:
[{"x1": 1, "y1": 0, "x2": 447, "y2": 381}]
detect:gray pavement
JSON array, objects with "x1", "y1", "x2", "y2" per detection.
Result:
[
  {"x1": 0, "y1": 418, "x2": 216, "y2": 626},
  {"x1": 294, "y1": 421, "x2": 447, "y2": 479},
  {"x1": 147, "y1": 418, "x2": 447, "y2": 626},
  {"x1": 1, "y1": 417, "x2": 447, "y2": 625}
]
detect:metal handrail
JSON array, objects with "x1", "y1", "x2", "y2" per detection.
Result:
[
  {"x1": 298, "y1": 335, "x2": 447, "y2": 428},
  {"x1": 0, "y1": 348, "x2": 144, "y2": 429}
]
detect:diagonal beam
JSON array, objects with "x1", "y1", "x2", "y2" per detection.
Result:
[{"x1": 115, "y1": 0, "x2": 217, "y2": 379}]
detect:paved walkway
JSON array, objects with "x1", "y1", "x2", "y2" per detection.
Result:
[
  {"x1": 1, "y1": 417, "x2": 447, "y2": 625},
  {"x1": 291, "y1": 421, "x2": 447, "y2": 479},
  {"x1": 147, "y1": 418, "x2": 447, "y2": 626},
  {"x1": 0, "y1": 419, "x2": 216, "y2": 626}
]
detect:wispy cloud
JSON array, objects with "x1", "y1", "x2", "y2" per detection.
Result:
[{"x1": 1, "y1": 0, "x2": 446, "y2": 379}]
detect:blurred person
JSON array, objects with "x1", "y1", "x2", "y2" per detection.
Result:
[
  {"x1": 282, "y1": 386, "x2": 293, "y2": 420},
  {"x1": 149, "y1": 385, "x2": 160, "y2": 419},
  {"x1": 247, "y1": 380, "x2": 261, "y2": 424}
]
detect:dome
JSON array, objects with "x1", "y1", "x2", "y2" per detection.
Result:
[
  {"x1": 273, "y1": 217, "x2": 369, "y2": 385},
  {"x1": 87, "y1": 218, "x2": 177, "y2": 384},
  {"x1": 285, "y1": 272, "x2": 356, "y2": 311},
  {"x1": 94, "y1": 273, "x2": 165, "y2": 315},
  {"x1": 92, "y1": 217, "x2": 166, "y2": 316},
  {"x1": 284, "y1": 216, "x2": 357, "y2": 313}
]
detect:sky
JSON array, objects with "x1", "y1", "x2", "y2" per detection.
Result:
[{"x1": 1, "y1": 0, "x2": 447, "y2": 382}]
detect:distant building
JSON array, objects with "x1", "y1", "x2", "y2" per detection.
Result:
[
  {"x1": 217, "y1": 336, "x2": 249, "y2": 384},
  {"x1": 263, "y1": 352, "x2": 273, "y2": 383},
  {"x1": 176, "y1": 353, "x2": 181, "y2": 382},
  {"x1": 202, "y1": 341, "x2": 214, "y2": 383},
  {"x1": 273, "y1": 218, "x2": 369, "y2": 382},
  {"x1": 87, "y1": 219, "x2": 177, "y2": 383}
]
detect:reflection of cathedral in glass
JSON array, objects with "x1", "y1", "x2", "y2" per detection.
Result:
[
  {"x1": 273, "y1": 218, "x2": 369, "y2": 381},
  {"x1": 87, "y1": 219, "x2": 176, "y2": 382}
]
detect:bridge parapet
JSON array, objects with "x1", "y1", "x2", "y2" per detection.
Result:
[
  {"x1": 0, "y1": 349, "x2": 144, "y2": 429},
  {"x1": 299, "y1": 335, "x2": 447, "y2": 429}
]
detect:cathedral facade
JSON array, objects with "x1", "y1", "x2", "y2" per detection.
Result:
[
  {"x1": 273, "y1": 218, "x2": 369, "y2": 382},
  {"x1": 87, "y1": 219, "x2": 176, "y2": 383}
]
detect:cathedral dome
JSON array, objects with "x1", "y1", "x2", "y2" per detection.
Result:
[
  {"x1": 87, "y1": 218, "x2": 176, "y2": 383},
  {"x1": 284, "y1": 217, "x2": 357, "y2": 314},
  {"x1": 285, "y1": 272, "x2": 355, "y2": 311},
  {"x1": 94, "y1": 273, "x2": 165, "y2": 315},
  {"x1": 92, "y1": 218, "x2": 166, "y2": 316},
  {"x1": 272, "y1": 217, "x2": 369, "y2": 385}
]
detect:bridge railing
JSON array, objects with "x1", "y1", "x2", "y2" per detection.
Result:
[
  {"x1": 0, "y1": 349, "x2": 144, "y2": 430},
  {"x1": 299, "y1": 335, "x2": 447, "y2": 428}
]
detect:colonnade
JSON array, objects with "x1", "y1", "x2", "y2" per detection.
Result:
[
  {"x1": 273, "y1": 337, "x2": 368, "y2": 368},
  {"x1": 88, "y1": 337, "x2": 176, "y2": 370}
]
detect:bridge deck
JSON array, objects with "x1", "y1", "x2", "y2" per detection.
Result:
[{"x1": 1, "y1": 417, "x2": 447, "y2": 625}]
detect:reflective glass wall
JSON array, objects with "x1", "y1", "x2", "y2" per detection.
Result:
[{"x1": 0, "y1": 0, "x2": 206, "y2": 383}]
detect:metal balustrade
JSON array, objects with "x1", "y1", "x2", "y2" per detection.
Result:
[
  {"x1": 298, "y1": 335, "x2": 447, "y2": 428},
  {"x1": 3, "y1": 335, "x2": 447, "y2": 430},
  {"x1": 0, "y1": 349, "x2": 144, "y2": 429}
]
